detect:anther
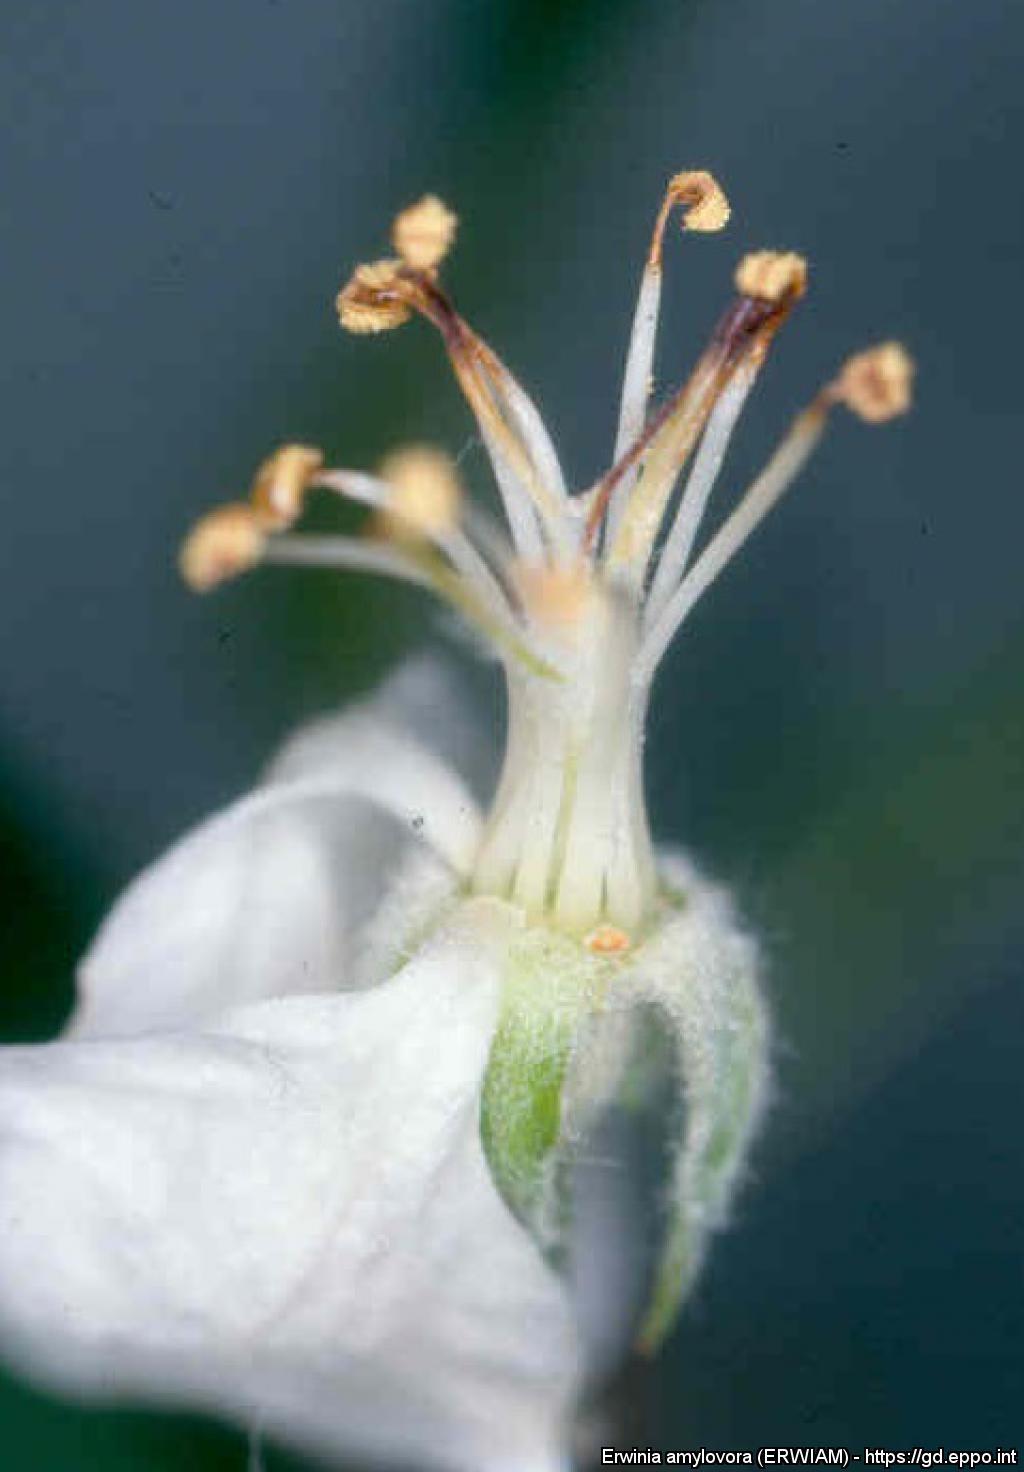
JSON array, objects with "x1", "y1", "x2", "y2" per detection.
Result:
[
  {"x1": 336, "y1": 260, "x2": 412, "y2": 334},
  {"x1": 667, "y1": 170, "x2": 731, "y2": 234},
  {"x1": 180, "y1": 504, "x2": 265, "y2": 592},
  {"x1": 392, "y1": 196, "x2": 458, "y2": 272},
  {"x1": 379, "y1": 446, "x2": 462, "y2": 539},
  {"x1": 250, "y1": 444, "x2": 325, "y2": 530},
  {"x1": 735, "y1": 250, "x2": 808, "y2": 305},
  {"x1": 831, "y1": 342, "x2": 915, "y2": 423},
  {"x1": 648, "y1": 169, "x2": 730, "y2": 269}
]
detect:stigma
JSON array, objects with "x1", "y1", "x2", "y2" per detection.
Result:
[{"x1": 180, "y1": 181, "x2": 914, "y2": 938}]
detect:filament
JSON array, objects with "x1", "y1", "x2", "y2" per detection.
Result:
[{"x1": 637, "y1": 400, "x2": 827, "y2": 683}]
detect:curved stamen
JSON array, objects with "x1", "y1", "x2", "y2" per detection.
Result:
[
  {"x1": 472, "y1": 336, "x2": 569, "y2": 506},
  {"x1": 180, "y1": 442, "x2": 561, "y2": 680},
  {"x1": 611, "y1": 171, "x2": 731, "y2": 538},
  {"x1": 401, "y1": 273, "x2": 574, "y2": 557},
  {"x1": 338, "y1": 258, "x2": 571, "y2": 563}
]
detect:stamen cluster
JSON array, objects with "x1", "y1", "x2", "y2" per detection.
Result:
[{"x1": 181, "y1": 180, "x2": 913, "y2": 937}]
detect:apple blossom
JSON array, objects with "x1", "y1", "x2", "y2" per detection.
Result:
[{"x1": 0, "y1": 181, "x2": 912, "y2": 1470}]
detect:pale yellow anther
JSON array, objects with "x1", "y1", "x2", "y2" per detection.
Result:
[
  {"x1": 379, "y1": 446, "x2": 462, "y2": 539},
  {"x1": 336, "y1": 260, "x2": 411, "y2": 334},
  {"x1": 735, "y1": 250, "x2": 809, "y2": 304},
  {"x1": 179, "y1": 504, "x2": 266, "y2": 592},
  {"x1": 392, "y1": 195, "x2": 458, "y2": 272},
  {"x1": 668, "y1": 170, "x2": 731, "y2": 233},
  {"x1": 516, "y1": 561, "x2": 592, "y2": 629},
  {"x1": 250, "y1": 444, "x2": 324, "y2": 529},
  {"x1": 832, "y1": 342, "x2": 915, "y2": 423},
  {"x1": 583, "y1": 923, "x2": 632, "y2": 956}
]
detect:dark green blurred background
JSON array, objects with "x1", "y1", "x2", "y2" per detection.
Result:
[{"x1": 1, "y1": 0, "x2": 1021, "y2": 1465}]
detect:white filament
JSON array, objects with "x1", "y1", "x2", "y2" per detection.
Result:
[
  {"x1": 485, "y1": 357, "x2": 570, "y2": 506},
  {"x1": 478, "y1": 424, "x2": 548, "y2": 563},
  {"x1": 268, "y1": 521, "x2": 555, "y2": 679},
  {"x1": 644, "y1": 362, "x2": 758, "y2": 625},
  {"x1": 609, "y1": 264, "x2": 663, "y2": 541},
  {"x1": 316, "y1": 469, "x2": 514, "y2": 627},
  {"x1": 637, "y1": 411, "x2": 825, "y2": 684},
  {"x1": 606, "y1": 354, "x2": 724, "y2": 584},
  {"x1": 265, "y1": 535, "x2": 433, "y2": 587}
]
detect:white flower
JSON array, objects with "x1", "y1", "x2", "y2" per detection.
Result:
[{"x1": 0, "y1": 184, "x2": 912, "y2": 1469}]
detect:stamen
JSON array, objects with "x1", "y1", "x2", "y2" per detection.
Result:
[
  {"x1": 250, "y1": 444, "x2": 325, "y2": 530},
  {"x1": 374, "y1": 447, "x2": 541, "y2": 644},
  {"x1": 399, "y1": 274, "x2": 570, "y2": 553},
  {"x1": 186, "y1": 438, "x2": 512, "y2": 639},
  {"x1": 637, "y1": 342, "x2": 915, "y2": 683},
  {"x1": 612, "y1": 171, "x2": 731, "y2": 521},
  {"x1": 303, "y1": 464, "x2": 550, "y2": 672},
  {"x1": 314, "y1": 460, "x2": 521, "y2": 640},
  {"x1": 182, "y1": 430, "x2": 548, "y2": 670},
  {"x1": 336, "y1": 258, "x2": 567, "y2": 561},
  {"x1": 604, "y1": 265, "x2": 804, "y2": 580},
  {"x1": 180, "y1": 504, "x2": 266, "y2": 591},
  {"x1": 182, "y1": 489, "x2": 555, "y2": 682},
  {"x1": 473, "y1": 336, "x2": 569, "y2": 505},
  {"x1": 392, "y1": 195, "x2": 458, "y2": 272}
]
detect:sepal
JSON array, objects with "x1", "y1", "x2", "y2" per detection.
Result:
[
  {"x1": 479, "y1": 927, "x2": 612, "y2": 1251},
  {"x1": 630, "y1": 909, "x2": 767, "y2": 1352},
  {"x1": 478, "y1": 860, "x2": 769, "y2": 1356}
]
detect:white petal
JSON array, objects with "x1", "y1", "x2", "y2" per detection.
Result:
[
  {"x1": 73, "y1": 661, "x2": 483, "y2": 1037},
  {"x1": 0, "y1": 911, "x2": 579, "y2": 1472}
]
